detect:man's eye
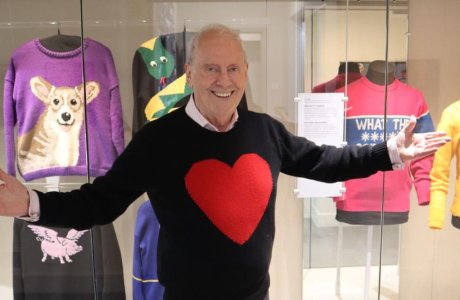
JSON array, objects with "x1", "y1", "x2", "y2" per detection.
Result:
[
  {"x1": 160, "y1": 56, "x2": 168, "y2": 63},
  {"x1": 150, "y1": 61, "x2": 158, "y2": 68},
  {"x1": 229, "y1": 67, "x2": 239, "y2": 72},
  {"x1": 206, "y1": 67, "x2": 217, "y2": 72}
]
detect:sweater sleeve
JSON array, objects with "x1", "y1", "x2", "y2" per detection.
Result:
[
  {"x1": 105, "y1": 48, "x2": 125, "y2": 155},
  {"x1": 132, "y1": 50, "x2": 150, "y2": 135},
  {"x1": 110, "y1": 85, "x2": 125, "y2": 155},
  {"x1": 277, "y1": 120, "x2": 393, "y2": 182},
  {"x1": 429, "y1": 107, "x2": 457, "y2": 229},
  {"x1": 409, "y1": 112, "x2": 436, "y2": 205},
  {"x1": 13, "y1": 219, "x2": 25, "y2": 300},
  {"x1": 132, "y1": 201, "x2": 164, "y2": 300},
  {"x1": 3, "y1": 60, "x2": 17, "y2": 176},
  {"x1": 132, "y1": 216, "x2": 145, "y2": 300},
  {"x1": 132, "y1": 202, "x2": 149, "y2": 300}
]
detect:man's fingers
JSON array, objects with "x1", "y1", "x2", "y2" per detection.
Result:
[
  {"x1": 420, "y1": 131, "x2": 450, "y2": 140},
  {"x1": 419, "y1": 135, "x2": 452, "y2": 146},
  {"x1": 424, "y1": 138, "x2": 451, "y2": 149},
  {"x1": 411, "y1": 136, "x2": 452, "y2": 160},
  {"x1": 404, "y1": 115, "x2": 417, "y2": 135},
  {"x1": 416, "y1": 148, "x2": 439, "y2": 158}
]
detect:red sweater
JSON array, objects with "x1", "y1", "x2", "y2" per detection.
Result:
[
  {"x1": 334, "y1": 77, "x2": 434, "y2": 225},
  {"x1": 312, "y1": 72, "x2": 362, "y2": 93}
]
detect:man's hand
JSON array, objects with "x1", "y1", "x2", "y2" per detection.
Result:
[
  {"x1": 0, "y1": 168, "x2": 29, "y2": 217},
  {"x1": 396, "y1": 115, "x2": 451, "y2": 162}
]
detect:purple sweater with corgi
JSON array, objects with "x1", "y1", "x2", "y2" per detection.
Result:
[{"x1": 3, "y1": 38, "x2": 124, "y2": 181}]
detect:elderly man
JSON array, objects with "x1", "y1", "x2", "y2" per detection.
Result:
[{"x1": 0, "y1": 24, "x2": 450, "y2": 300}]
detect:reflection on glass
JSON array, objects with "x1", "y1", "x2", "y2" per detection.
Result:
[
  {"x1": 312, "y1": 61, "x2": 362, "y2": 93},
  {"x1": 303, "y1": 1, "x2": 409, "y2": 299},
  {"x1": 1, "y1": 1, "x2": 127, "y2": 299}
]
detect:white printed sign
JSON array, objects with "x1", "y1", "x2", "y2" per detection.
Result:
[{"x1": 295, "y1": 93, "x2": 345, "y2": 198}]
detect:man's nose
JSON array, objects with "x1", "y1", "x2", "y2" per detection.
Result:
[{"x1": 216, "y1": 71, "x2": 232, "y2": 86}]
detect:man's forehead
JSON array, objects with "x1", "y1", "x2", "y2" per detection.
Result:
[
  {"x1": 201, "y1": 30, "x2": 235, "y2": 40},
  {"x1": 196, "y1": 54, "x2": 246, "y2": 67},
  {"x1": 196, "y1": 37, "x2": 244, "y2": 58},
  {"x1": 199, "y1": 33, "x2": 240, "y2": 48}
]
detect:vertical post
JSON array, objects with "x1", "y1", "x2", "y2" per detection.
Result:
[
  {"x1": 335, "y1": 223, "x2": 343, "y2": 296},
  {"x1": 364, "y1": 225, "x2": 373, "y2": 300}
]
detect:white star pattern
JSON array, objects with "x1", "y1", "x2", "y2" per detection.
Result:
[
  {"x1": 351, "y1": 117, "x2": 411, "y2": 145},
  {"x1": 361, "y1": 132, "x2": 370, "y2": 142},
  {"x1": 371, "y1": 132, "x2": 379, "y2": 142}
]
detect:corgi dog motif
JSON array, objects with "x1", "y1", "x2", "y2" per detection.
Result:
[{"x1": 17, "y1": 76, "x2": 100, "y2": 173}]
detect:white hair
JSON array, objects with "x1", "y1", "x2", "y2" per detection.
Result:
[{"x1": 187, "y1": 23, "x2": 247, "y2": 65}]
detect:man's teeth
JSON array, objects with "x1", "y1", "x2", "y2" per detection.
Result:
[{"x1": 214, "y1": 91, "x2": 232, "y2": 97}]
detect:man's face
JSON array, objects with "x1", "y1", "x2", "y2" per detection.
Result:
[{"x1": 185, "y1": 32, "x2": 248, "y2": 123}]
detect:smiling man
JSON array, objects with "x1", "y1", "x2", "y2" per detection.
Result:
[
  {"x1": 185, "y1": 27, "x2": 248, "y2": 132},
  {"x1": 0, "y1": 24, "x2": 451, "y2": 300}
]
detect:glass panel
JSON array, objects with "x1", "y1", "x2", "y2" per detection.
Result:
[
  {"x1": 401, "y1": 1, "x2": 460, "y2": 299},
  {"x1": 79, "y1": 1, "x2": 305, "y2": 299},
  {"x1": 303, "y1": 1, "x2": 409, "y2": 299},
  {"x1": 4, "y1": 0, "x2": 438, "y2": 299},
  {"x1": 0, "y1": 1, "x2": 96, "y2": 299}
]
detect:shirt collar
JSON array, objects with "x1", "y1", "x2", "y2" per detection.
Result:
[{"x1": 185, "y1": 94, "x2": 239, "y2": 132}]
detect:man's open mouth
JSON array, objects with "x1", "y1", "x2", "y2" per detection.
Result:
[{"x1": 212, "y1": 91, "x2": 234, "y2": 98}]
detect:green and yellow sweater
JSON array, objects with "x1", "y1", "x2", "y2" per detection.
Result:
[{"x1": 430, "y1": 100, "x2": 460, "y2": 229}]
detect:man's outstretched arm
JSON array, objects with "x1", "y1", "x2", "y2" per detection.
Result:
[{"x1": 0, "y1": 115, "x2": 452, "y2": 219}]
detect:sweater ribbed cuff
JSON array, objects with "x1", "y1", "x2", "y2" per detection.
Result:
[{"x1": 373, "y1": 142, "x2": 393, "y2": 171}]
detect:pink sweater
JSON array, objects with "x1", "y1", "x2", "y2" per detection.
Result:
[{"x1": 334, "y1": 77, "x2": 434, "y2": 224}]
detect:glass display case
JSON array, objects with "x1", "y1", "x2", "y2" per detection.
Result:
[
  {"x1": 303, "y1": 1, "x2": 409, "y2": 299},
  {"x1": 1, "y1": 0, "x2": 460, "y2": 299}
]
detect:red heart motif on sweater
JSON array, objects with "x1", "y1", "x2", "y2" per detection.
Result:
[{"x1": 185, "y1": 153, "x2": 273, "y2": 245}]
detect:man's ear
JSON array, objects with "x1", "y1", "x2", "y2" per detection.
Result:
[{"x1": 30, "y1": 76, "x2": 53, "y2": 104}]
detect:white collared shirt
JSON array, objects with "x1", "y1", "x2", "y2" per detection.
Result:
[{"x1": 185, "y1": 94, "x2": 239, "y2": 132}]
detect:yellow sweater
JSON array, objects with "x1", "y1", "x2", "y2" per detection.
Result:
[{"x1": 429, "y1": 100, "x2": 460, "y2": 229}]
